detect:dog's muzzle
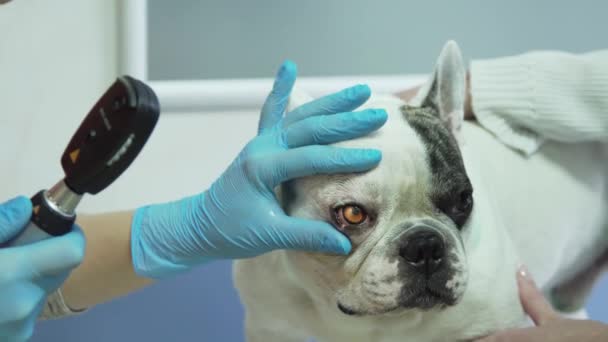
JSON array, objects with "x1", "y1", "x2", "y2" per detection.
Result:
[{"x1": 394, "y1": 224, "x2": 461, "y2": 310}]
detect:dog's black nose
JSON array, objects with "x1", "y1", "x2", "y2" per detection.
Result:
[{"x1": 400, "y1": 231, "x2": 445, "y2": 275}]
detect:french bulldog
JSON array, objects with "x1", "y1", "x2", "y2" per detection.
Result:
[{"x1": 234, "y1": 41, "x2": 608, "y2": 342}]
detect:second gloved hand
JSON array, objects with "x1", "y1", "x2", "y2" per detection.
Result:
[
  {"x1": 0, "y1": 196, "x2": 85, "y2": 342},
  {"x1": 131, "y1": 61, "x2": 388, "y2": 278}
]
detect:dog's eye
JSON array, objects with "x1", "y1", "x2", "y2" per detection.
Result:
[
  {"x1": 436, "y1": 187, "x2": 473, "y2": 228},
  {"x1": 458, "y1": 189, "x2": 473, "y2": 212},
  {"x1": 343, "y1": 205, "x2": 366, "y2": 224},
  {"x1": 335, "y1": 204, "x2": 368, "y2": 226},
  {"x1": 449, "y1": 189, "x2": 473, "y2": 227}
]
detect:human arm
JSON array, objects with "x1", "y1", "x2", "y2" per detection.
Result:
[{"x1": 58, "y1": 211, "x2": 150, "y2": 311}]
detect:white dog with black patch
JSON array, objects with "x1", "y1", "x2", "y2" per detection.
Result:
[{"x1": 234, "y1": 41, "x2": 608, "y2": 342}]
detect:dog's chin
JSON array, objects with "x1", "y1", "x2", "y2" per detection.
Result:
[
  {"x1": 400, "y1": 287, "x2": 456, "y2": 310},
  {"x1": 337, "y1": 288, "x2": 458, "y2": 317}
]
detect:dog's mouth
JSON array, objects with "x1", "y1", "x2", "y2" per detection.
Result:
[
  {"x1": 337, "y1": 286, "x2": 456, "y2": 317},
  {"x1": 400, "y1": 286, "x2": 456, "y2": 310},
  {"x1": 337, "y1": 302, "x2": 402, "y2": 317},
  {"x1": 337, "y1": 302, "x2": 363, "y2": 316}
]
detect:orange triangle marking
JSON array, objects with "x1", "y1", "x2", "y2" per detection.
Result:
[
  {"x1": 33, "y1": 205, "x2": 40, "y2": 215},
  {"x1": 69, "y1": 148, "x2": 80, "y2": 164}
]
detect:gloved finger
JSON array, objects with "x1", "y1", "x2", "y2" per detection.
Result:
[
  {"x1": 284, "y1": 109, "x2": 387, "y2": 148},
  {"x1": 0, "y1": 196, "x2": 32, "y2": 243},
  {"x1": 258, "y1": 146, "x2": 382, "y2": 187},
  {"x1": 0, "y1": 281, "x2": 45, "y2": 325},
  {"x1": 517, "y1": 265, "x2": 560, "y2": 326},
  {"x1": 0, "y1": 299, "x2": 46, "y2": 342},
  {"x1": 282, "y1": 84, "x2": 371, "y2": 127},
  {"x1": 270, "y1": 216, "x2": 351, "y2": 254},
  {"x1": 258, "y1": 60, "x2": 297, "y2": 134},
  {"x1": 10, "y1": 226, "x2": 85, "y2": 279},
  {"x1": 34, "y1": 271, "x2": 71, "y2": 294}
]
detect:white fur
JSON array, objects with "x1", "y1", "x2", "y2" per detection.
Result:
[{"x1": 234, "y1": 42, "x2": 608, "y2": 341}]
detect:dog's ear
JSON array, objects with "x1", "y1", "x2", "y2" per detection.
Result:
[
  {"x1": 287, "y1": 86, "x2": 314, "y2": 112},
  {"x1": 410, "y1": 41, "x2": 466, "y2": 136}
]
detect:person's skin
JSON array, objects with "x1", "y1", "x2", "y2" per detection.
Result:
[
  {"x1": 64, "y1": 212, "x2": 145, "y2": 310},
  {"x1": 477, "y1": 266, "x2": 608, "y2": 341}
]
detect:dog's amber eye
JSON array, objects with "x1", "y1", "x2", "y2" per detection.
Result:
[{"x1": 340, "y1": 205, "x2": 367, "y2": 225}]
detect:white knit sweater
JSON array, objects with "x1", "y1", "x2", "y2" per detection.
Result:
[{"x1": 470, "y1": 50, "x2": 608, "y2": 155}]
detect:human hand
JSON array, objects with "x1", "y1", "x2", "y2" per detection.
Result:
[
  {"x1": 477, "y1": 266, "x2": 608, "y2": 341},
  {"x1": 131, "y1": 61, "x2": 389, "y2": 278},
  {"x1": 0, "y1": 196, "x2": 85, "y2": 341}
]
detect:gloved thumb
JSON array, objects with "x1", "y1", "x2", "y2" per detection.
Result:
[
  {"x1": 276, "y1": 217, "x2": 352, "y2": 255},
  {"x1": 0, "y1": 196, "x2": 32, "y2": 243},
  {"x1": 12, "y1": 226, "x2": 86, "y2": 279}
]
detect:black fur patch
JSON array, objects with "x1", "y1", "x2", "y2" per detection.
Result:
[{"x1": 401, "y1": 105, "x2": 473, "y2": 228}]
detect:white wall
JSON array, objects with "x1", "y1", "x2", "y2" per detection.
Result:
[
  {"x1": 0, "y1": 0, "x2": 117, "y2": 200},
  {"x1": 0, "y1": 0, "x2": 259, "y2": 214},
  {"x1": 148, "y1": 0, "x2": 608, "y2": 80}
]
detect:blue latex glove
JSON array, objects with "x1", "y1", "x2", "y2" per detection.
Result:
[
  {"x1": 0, "y1": 196, "x2": 85, "y2": 341},
  {"x1": 131, "y1": 61, "x2": 388, "y2": 278}
]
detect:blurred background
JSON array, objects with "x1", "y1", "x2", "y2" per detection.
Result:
[
  {"x1": 0, "y1": 0, "x2": 605, "y2": 341},
  {"x1": 149, "y1": 0, "x2": 606, "y2": 80}
]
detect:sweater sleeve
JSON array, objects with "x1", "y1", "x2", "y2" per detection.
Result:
[{"x1": 469, "y1": 50, "x2": 608, "y2": 155}]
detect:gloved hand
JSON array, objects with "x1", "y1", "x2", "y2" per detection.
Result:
[
  {"x1": 0, "y1": 196, "x2": 85, "y2": 342},
  {"x1": 131, "y1": 61, "x2": 388, "y2": 278}
]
